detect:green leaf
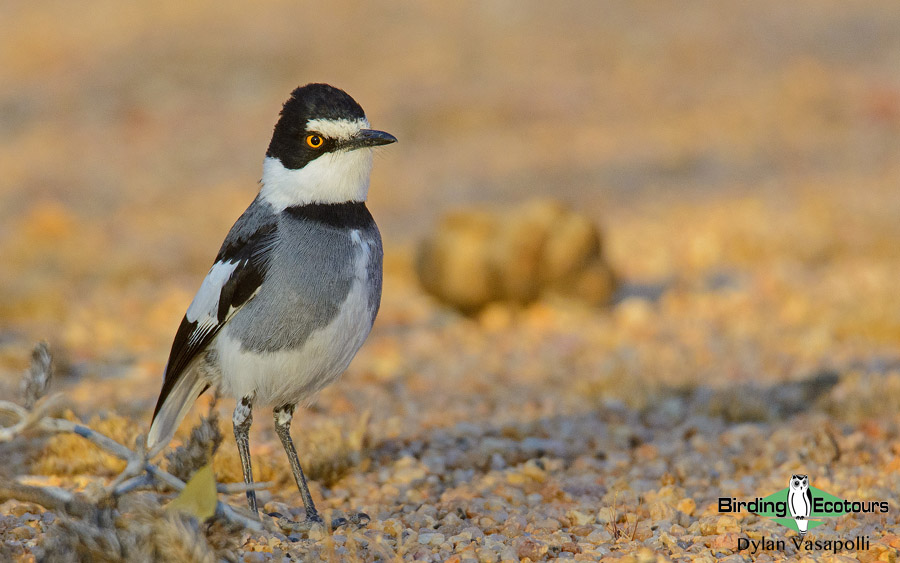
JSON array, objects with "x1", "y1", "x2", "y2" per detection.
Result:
[{"x1": 166, "y1": 463, "x2": 218, "y2": 521}]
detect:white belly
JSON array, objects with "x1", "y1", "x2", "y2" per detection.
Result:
[
  {"x1": 789, "y1": 492, "x2": 809, "y2": 517},
  {"x1": 214, "y1": 275, "x2": 374, "y2": 407}
]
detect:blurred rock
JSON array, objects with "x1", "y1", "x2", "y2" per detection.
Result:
[{"x1": 415, "y1": 199, "x2": 617, "y2": 313}]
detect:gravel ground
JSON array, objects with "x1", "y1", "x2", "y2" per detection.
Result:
[{"x1": 2, "y1": 2, "x2": 900, "y2": 561}]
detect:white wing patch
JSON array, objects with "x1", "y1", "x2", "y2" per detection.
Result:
[
  {"x1": 185, "y1": 260, "x2": 239, "y2": 326},
  {"x1": 185, "y1": 259, "x2": 264, "y2": 336}
]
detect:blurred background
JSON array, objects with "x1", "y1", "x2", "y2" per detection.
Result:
[
  {"x1": 2, "y1": 0, "x2": 900, "y2": 446},
  {"x1": 3, "y1": 2, "x2": 900, "y2": 558}
]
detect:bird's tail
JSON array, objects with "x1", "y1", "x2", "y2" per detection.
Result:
[
  {"x1": 146, "y1": 367, "x2": 209, "y2": 458},
  {"x1": 796, "y1": 518, "x2": 808, "y2": 536}
]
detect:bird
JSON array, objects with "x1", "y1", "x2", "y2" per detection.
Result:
[
  {"x1": 788, "y1": 474, "x2": 812, "y2": 537},
  {"x1": 146, "y1": 83, "x2": 396, "y2": 524}
]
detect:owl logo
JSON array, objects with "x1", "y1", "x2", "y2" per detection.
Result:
[{"x1": 788, "y1": 474, "x2": 812, "y2": 536}]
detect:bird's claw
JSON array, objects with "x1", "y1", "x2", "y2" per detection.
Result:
[
  {"x1": 330, "y1": 516, "x2": 349, "y2": 528},
  {"x1": 331, "y1": 512, "x2": 370, "y2": 529},
  {"x1": 267, "y1": 511, "x2": 325, "y2": 534},
  {"x1": 267, "y1": 510, "x2": 370, "y2": 535},
  {"x1": 347, "y1": 512, "x2": 371, "y2": 527}
]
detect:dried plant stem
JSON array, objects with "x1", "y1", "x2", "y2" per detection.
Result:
[
  {"x1": 0, "y1": 401, "x2": 267, "y2": 532},
  {"x1": 0, "y1": 343, "x2": 277, "y2": 534},
  {"x1": 0, "y1": 481, "x2": 94, "y2": 519},
  {"x1": 112, "y1": 474, "x2": 155, "y2": 496},
  {"x1": 0, "y1": 396, "x2": 67, "y2": 441}
]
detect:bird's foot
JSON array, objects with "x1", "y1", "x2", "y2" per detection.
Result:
[
  {"x1": 267, "y1": 511, "x2": 323, "y2": 534},
  {"x1": 267, "y1": 510, "x2": 369, "y2": 536},
  {"x1": 330, "y1": 512, "x2": 371, "y2": 529}
]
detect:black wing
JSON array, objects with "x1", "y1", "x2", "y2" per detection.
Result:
[{"x1": 151, "y1": 206, "x2": 277, "y2": 422}]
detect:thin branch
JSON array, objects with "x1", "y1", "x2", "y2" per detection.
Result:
[
  {"x1": 0, "y1": 341, "x2": 277, "y2": 534},
  {"x1": 112, "y1": 472, "x2": 269, "y2": 497},
  {"x1": 67, "y1": 422, "x2": 267, "y2": 531},
  {"x1": 0, "y1": 396, "x2": 68, "y2": 441},
  {"x1": 0, "y1": 480, "x2": 95, "y2": 519},
  {"x1": 0, "y1": 399, "x2": 266, "y2": 531},
  {"x1": 112, "y1": 474, "x2": 155, "y2": 497},
  {"x1": 217, "y1": 481, "x2": 273, "y2": 494}
]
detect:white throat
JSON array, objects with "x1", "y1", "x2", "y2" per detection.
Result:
[{"x1": 259, "y1": 150, "x2": 374, "y2": 209}]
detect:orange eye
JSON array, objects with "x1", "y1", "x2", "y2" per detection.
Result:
[{"x1": 306, "y1": 134, "x2": 324, "y2": 149}]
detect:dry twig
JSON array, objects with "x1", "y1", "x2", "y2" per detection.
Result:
[{"x1": 0, "y1": 343, "x2": 266, "y2": 533}]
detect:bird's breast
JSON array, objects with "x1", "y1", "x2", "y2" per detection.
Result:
[{"x1": 214, "y1": 221, "x2": 383, "y2": 406}]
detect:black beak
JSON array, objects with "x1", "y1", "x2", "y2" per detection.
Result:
[{"x1": 345, "y1": 129, "x2": 397, "y2": 151}]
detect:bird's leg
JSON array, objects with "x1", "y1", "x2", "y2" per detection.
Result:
[
  {"x1": 273, "y1": 404, "x2": 323, "y2": 525},
  {"x1": 233, "y1": 394, "x2": 258, "y2": 515},
  {"x1": 267, "y1": 405, "x2": 370, "y2": 533}
]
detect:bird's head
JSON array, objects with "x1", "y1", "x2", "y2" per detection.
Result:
[
  {"x1": 790, "y1": 474, "x2": 809, "y2": 490},
  {"x1": 261, "y1": 83, "x2": 397, "y2": 209}
]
